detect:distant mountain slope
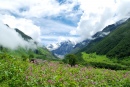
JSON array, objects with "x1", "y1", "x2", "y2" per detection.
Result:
[
  {"x1": 71, "y1": 19, "x2": 125, "y2": 54},
  {"x1": 48, "y1": 19, "x2": 126, "y2": 57},
  {"x1": 0, "y1": 23, "x2": 57, "y2": 60},
  {"x1": 48, "y1": 21, "x2": 121, "y2": 56},
  {"x1": 70, "y1": 39, "x2": 90, "y2": 54},
  {"x1": 48, "y1": 40, "x2": 75, "y2": 56},
  {"x1": 15, "y1": 28, "x2": 32, "y2": 41},
  {"x1": 78, "y1": 18, "x2": 130, "y2": 58}
]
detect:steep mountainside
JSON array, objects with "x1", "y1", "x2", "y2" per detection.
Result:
[
  {"x1": 0, "y1": 24, "x2": 57, "y2": 60},
  {"x1": 70, "y1": 39, "x2": 90, "y2": 54},
  {"x1": 48, "y1": 40, "x2": 75, "y2": 56},
  {"x1": 71, "y1": 19, "x2": 125, "y2": 54},
  {"x1": 78, "y1": 18, "x2": 130, "y2": 58},
  {"x1": 48, "y1": 19, "x2": 126, "y2": 57},
  {"x1": 15, "y1": 28, "x2": 32, "y2": 41}
]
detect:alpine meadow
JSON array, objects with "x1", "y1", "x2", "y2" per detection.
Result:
[{"x1": 0, "y1": 0, "x2": 130, "y2": 87}]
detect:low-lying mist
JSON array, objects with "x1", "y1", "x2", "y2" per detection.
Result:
[{"x1": 0, "y1": 20, "x2": 37, "y2": 50}]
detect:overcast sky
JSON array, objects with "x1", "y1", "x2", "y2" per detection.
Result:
[{"x1": 0, "y1": 0, "x2": 130, "y2": 46}]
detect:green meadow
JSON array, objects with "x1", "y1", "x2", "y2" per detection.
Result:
[{"x1": 0, "y1": 52, "x2": 130, "y2": 87}]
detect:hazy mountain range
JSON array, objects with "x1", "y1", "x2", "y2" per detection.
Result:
[{"x1": 48, "y1": 18, "x2": 128, "y2": 57}]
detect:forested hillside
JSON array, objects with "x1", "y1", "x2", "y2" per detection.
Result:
[{"x1": 78, "y1": 18, "x2": 130, "y2": 58}]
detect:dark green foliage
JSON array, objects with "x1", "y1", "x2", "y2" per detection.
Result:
[
  {"x1": 0, "y1": 47, "x2": 8, "y2": 53},
  {"x1": 29, "y1": 54, "x2": 34, "y2": 59},
  {"x1": 0, "y1": 53, "x2": 27, "y2": 87},
  {"x1": 88, "y1": 62, "x2": 127, "y2": 70},
  {"x1": 15, "y1": 28, "x2": 32, "y2": 41},
  {"x1": 107, "y1": 32, "x2": 130, "y2": 58},
  {"x1": 123, "y1": 79, "x2": 130, "y2": 87},
  {"x1": 78, "y1": 18, "x2": 130, "y2": 58},
  {"x1": 21, "y1": 55, "x2": 28, "y2": 61},
  {"x1": 0, "y1": 46, "x2": 3, "y2": 51},
  {"x1": 63, "y1": 54, "x2": 77, "y2": 66},
  {"x1": 34, "y1": 49, "x2": 39, "y2": 54},
  {"x1": 0, "y1": 53, "x2": 11, "y2": 59},
  {"x1": 72, "y1": 52, "x2": 86, "y2": 65}
]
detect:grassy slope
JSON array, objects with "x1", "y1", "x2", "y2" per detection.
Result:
[
  {"x1": 78, "y1": 18, "x2": 130, "y2": 58},
  {"x1": 0, "y1": 53, "x2": 130, "y2": 87},
  {"x1": 81, "y1": 52, "x2": 130, "y2": 70},
  {"x1": 0, "y1": 46, "x2": 57, "y2": 60}
]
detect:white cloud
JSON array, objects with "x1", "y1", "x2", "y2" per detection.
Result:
[
  {"x1": 0, "y1": 0, "x2": 80, "y2": 45},
  {"x1": 0, "y1": 0, "x2": 129, "y2": 46},
  {"x1": 2, "y1": 15, "x2": 41, "y2": 42},
  {"x1": 37, "y1": 18, "x2": 78, "y2": 45},
  {"x1": 77, "y1": 0, "x2": 130, "y2": 40},
  {"x1": 115, "y1": 0, "x2": 130, "y2": 19},
  {"x1": 70, "y1": 29, "x2": 77, "y2": 35},
  {"x1": 0, "y1": 0, "x2": 79, "y2": 18},
  {"x1": 57, "y1": 36, "x2": 79, "y2": 43},
  {"x1": 0, "y1": 19, "x2": 36, "y2": 49},
  {"x1": 38, "y1": 19, "x2": 76, "y2": 34},
  {"x1": 41, "y1": 34, "x2": 80, "y2": 46}
]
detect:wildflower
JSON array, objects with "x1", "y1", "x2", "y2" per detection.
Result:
[
  {"x1": 123, "y1": 72, "x2": 129, "y2": 78},
  {"x1": 49, "y1": 63, "x2": 53, "y2": 66},
  {"x1": 60, "y1": 78, "x2": 63, "y2": 81},
  {"x1": 26, "y1": 76, "x2": 28, "y2": 80},
  {"x1": 81, "y1": 67, "x2": 86, "y2": 71},
  {"x1": 66, "y1": 64, "x2": 71, "y2": 67},
  {"x1": 86, "y1": 76, "x2": 88, "y2": 79},
  {"x1": 91, "y1": 81, "x2": 96, "y2": 85},
  {"x1": 75, "y1": 64, "x2": 78, "y2": 67},
  {"x1": 41, "y1": 67, "x2": 44, "y2": 70},
  {"x1": 28, "y1": 66, "x2": 33, "y2": 71},
  {"x1": 48, "y1": 79, "x2": 53, "y2": 84}
]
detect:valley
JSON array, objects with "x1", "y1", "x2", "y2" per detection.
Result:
[
  {"x1": 0, "y1": 18, "x2": 130, "y2": 86},
  {"x1": 0, "y1": 0, "x2": 130, "y2": 86}
]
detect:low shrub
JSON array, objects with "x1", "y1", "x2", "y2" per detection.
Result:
[
  {"x1": 63, "y1": 54, "x2": 77, "y2": 66},
  {"x1": 88, "y1": 62, "x2": 127, "y2": 70}
]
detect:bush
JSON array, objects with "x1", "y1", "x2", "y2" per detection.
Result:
[
  {"x1": 63, "y1": 54, "x2": 77, "y2": 66},
  {"x1": 29, "y1": 54, "x2": 34, "y2": 59},
  {"x1": 21, "y1": 55, "x2": 28, "y2": 61}
]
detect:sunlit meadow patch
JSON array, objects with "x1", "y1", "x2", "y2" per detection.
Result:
[{"x1": 0, "y1": 53, "x2": 130, "y2": 87}]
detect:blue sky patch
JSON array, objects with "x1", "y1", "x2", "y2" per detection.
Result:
[{"x1": 19, "y1": 7, "x2": 29, "y2": 13}]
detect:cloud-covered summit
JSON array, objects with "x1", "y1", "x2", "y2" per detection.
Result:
[{"x1": 0, "y1": 19, "x2": 36, "y2": 49}]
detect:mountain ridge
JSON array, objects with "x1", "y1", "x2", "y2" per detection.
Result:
[
  {"x1": 47, "y1": 19, "x2": 127, "y2": 57},
  {"x1": 76, "y1": 18, "x2": 130, "y2": 58},
  {"x1": 47, "y1": 40, "x2": 75, "y2": 56},
  {"x1": 0, "y1": 23, "x2": 57, "y2": 60}
]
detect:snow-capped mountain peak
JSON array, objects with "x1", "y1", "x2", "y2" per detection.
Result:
[
  {"x1": 47, "y1": 43, "x2": 60, "y2": 51},
  {"x1": 47, "y1": 40, "x2": 76, "y2": 56}
]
